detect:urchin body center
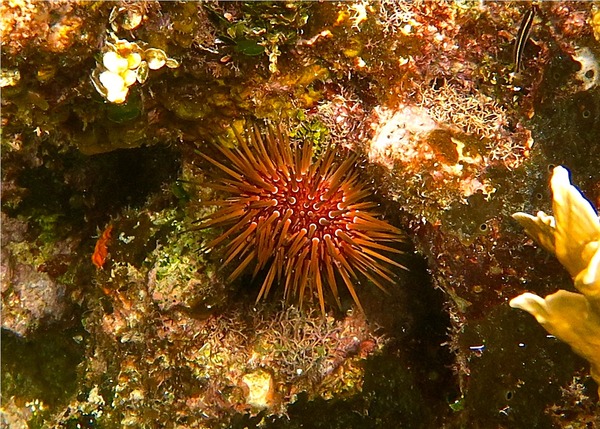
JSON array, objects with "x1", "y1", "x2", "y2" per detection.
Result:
[{"x1": 246, "y1": 171, "x2": 352, "y2": 246}]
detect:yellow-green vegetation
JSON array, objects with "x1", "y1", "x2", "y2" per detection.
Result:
[
  {"x1": 288, "y1": 111, "x2": 331, "y2": 159},
  {"x1": 148, "y1": 208, "x2": 226, "y2": 313},
  {"x1": 206, "y1": 1, "x2": 312, "y2": 73},
  {"x1": 510, "y1": 166, "x2": 600, "y2": 396}
]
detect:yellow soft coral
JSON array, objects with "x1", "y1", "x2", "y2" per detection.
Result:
[{"x1": 510, "y1": 166, "x2": 600, "y2": 396}]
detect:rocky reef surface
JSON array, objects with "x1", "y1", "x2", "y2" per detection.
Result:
[{"x1": 2, "y1": 1, "x2": 599, "y2": 428}]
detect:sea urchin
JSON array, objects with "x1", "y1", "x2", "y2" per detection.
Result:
[{"x1": 198, "y1": 122, "x2": 406, "y2": 314}]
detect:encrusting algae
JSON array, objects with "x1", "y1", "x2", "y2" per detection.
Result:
[{"x1": 510, "y1": 166, "x2": 600, "y2": 396}]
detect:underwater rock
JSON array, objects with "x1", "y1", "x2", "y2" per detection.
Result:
[
  {"x1": 0, "y1": 215, "x2": 69, "y2": 337},
  {"x1": 2, "y1": 1, "x2": 600, "y2": 427},
  {"x1": 457, "y1": 303, "x2": 579, "y2": 427},
  {"x1": 242, "y1": 369, "x2": 275, "y2": 410},
  {"x1": 1, "y1": 254, "x2": 68, "y2": 337},
  {"x1": 1, "y1": 256, "x2": 68, "y2": 337},
  {"x1": 0, "y1": 397, "x2": 30, "y2": 429},
  {"x1": 146, "y1": 227, "x2": 227, "y2": 313}
]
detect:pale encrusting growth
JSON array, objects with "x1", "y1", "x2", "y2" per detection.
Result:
[{"x1": 510, "y1": 166, "x2": 600, "y2": 396}]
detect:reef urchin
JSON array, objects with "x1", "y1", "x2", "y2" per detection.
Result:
[{"x1": 199, "y1": 122, "x2": 406, "y2": 314}]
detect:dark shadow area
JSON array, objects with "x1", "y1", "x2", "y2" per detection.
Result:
[
  {"x1": 1, "y1": 326, "x2": 85, "y2": 409},
  {"x1": 456, "y1": 305, "x2": 588, "y2": 429},
  {"x1": 532, "y1": 43, "x2": 600, "y2": 191},
  {"x1": 3, "y1": 144, "x2": 181, "y2": 240},
  {"x1": 79, "y1": 145, "x2": 182, "y2": 226}
]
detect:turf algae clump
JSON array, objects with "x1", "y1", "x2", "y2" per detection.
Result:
[{"x1": 205, "y1": 2, "x2": 312, "y2": 74}]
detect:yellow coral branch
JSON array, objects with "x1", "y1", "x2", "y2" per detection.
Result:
[{"x1": 510, "y1": 165, "x2": 600, "y2": 397}]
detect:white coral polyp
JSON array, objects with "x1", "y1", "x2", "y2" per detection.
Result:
[
  {"x1": 122, "y1": 69, "x2": 137, "y2": 87},
  {"x1": 103, "y1": 51, "x2": 129, "y2": 74},
  {"x1": 126, "y1": 52, "x2": 142, "y2": 70},
  {"x1": 99, "y1": 71, "x2": 125, "y2": 92},
  {"x1": 106, "y1": 88, "x2": 128, "y2": 104},
  {"x1": 98, "y1": 71, "x2": 129, "y2": 104},
  {"x1": 99, "y1": 71, "x2": 129, "y2": 104}
]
